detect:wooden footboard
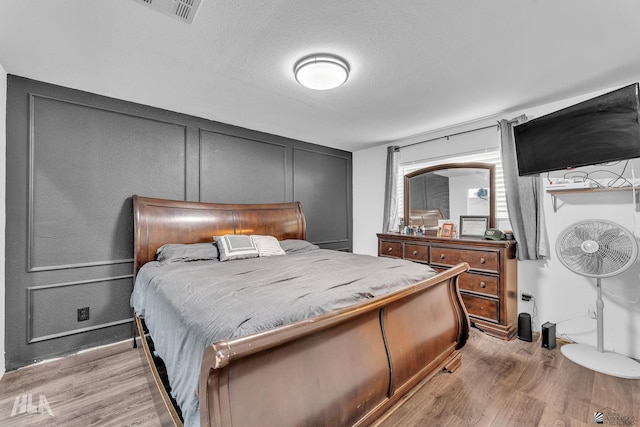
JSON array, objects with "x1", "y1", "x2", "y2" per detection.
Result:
[{"x1": 198, "y1": 263, "x2": 470, "y2": 427}]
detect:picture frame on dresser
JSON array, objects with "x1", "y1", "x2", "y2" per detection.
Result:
[
  {"x1": 459, "y1": 215, "x2": 489, "y2": 238},
  {"x1": 440, "y1": 222, "x2": 454, "y2": 238}
]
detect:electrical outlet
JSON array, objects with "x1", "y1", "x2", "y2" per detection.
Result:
[
  {"x1": 588, "y1": 305, "x2": 597, "y2": 319},
  {"x1": 77, "y1": 307, "x2": 90, "y2": 322},
  {"x1": 521, "y1": 293, "x2": 533, "y2": 302}
]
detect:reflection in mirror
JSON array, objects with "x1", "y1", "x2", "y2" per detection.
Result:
[{"x1": 404, "y1": 162, "x2": 495, "y2": 234}]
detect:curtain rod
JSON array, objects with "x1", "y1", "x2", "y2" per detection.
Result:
[{"x1": 397, "y1": 123, "x2": 498, "y2": 151}]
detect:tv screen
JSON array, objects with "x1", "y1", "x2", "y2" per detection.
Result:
[{"x1": 513, "y1": 83, "x2": 640, "y2": 176}]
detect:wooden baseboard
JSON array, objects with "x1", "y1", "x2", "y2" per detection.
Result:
[{"x1": 471, "y1": 319, "x2": 516, "y2": 340}]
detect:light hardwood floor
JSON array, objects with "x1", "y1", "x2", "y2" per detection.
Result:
[
  {"x1": 0, "y1": 340, "x2": 171, "y2": 426},
  {"x1": 0, "y1": 328, "x2": 638, "y2": 426},
  {"x1": 377, "y1": 331, "x2": 639, "y2": 427}
]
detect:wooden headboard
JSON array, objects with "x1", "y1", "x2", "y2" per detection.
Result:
[{"x1": 133, "y1": 195, "x2": 307, "y2": 275}]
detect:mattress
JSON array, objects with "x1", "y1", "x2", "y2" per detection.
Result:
[{"x1": 131, "y1": 246, "x2": 436, "y2": 426}]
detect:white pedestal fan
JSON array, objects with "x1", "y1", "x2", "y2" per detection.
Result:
[{"x1": 556, "y1": 219, "x2": 640, "y2": 379}]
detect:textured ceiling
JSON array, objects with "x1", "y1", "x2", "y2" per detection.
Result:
[{"x1": 1, "y1": 0, "x2": 639, "y2": 152}]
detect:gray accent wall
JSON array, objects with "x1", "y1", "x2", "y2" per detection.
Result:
[{"x1": 5, "y1": 75, "x2": 352, "y2": 369}]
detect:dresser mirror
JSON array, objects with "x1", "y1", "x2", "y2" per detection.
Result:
[{"x1": 404, "y1": 162, "x2": 496, "y2": 233}]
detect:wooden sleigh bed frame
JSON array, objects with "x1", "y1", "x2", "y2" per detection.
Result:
[{"x1": 132, "y1": 195, "x2": 470, "y2": 427}]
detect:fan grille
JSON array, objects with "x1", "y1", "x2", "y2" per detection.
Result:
[{"x1": 556, "y1": 220, "x2": 638, "y2": 278}]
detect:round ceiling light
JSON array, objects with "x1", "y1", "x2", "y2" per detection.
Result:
[{"x1": 294, "y1": 54, "x2": 350, "y2": 90}]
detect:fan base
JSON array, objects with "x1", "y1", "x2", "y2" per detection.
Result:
[{"x1": 561, "y1": 343, "x2": 640, "y2": 379}]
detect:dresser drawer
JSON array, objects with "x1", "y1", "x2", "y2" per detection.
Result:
[
  {"x1": 379, "y1": 240, "x2": 402, "y2": 258},
  {"x1": 430, "y1": 246, "x2": 499, "y2": 273},
  {"x1": 461, "y1": 293, "x2": 499, "y2": 322},
  {"x1": 458, "y1": 272, "x2": 498, "y2": 297},
  {"x1": 404, "y1": 243, "x2": 428, "y2": 262}
]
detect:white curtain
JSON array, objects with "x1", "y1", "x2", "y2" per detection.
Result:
[
  {"x1": 382, "y1": 146, "x2": 400, "y2": 232},
  {"x1": 499, "y1": 116, "x2": 549, "y2": 260}
]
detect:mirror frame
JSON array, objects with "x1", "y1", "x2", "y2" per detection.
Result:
[{"x1": 404, "y1": 162, "x2": 496, "y2": 230}]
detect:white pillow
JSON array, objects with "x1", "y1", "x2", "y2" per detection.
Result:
[
  {"x1": 251, "y1": 235, "x2": 286, "y2": 257},
  {"x1": 214, "y1": 235, "x2": 260, "y2": 261}
]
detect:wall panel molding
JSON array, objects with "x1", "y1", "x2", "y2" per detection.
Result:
[
  {"x1": 312, "y1": 239, "x2": 350, "y2": 245},
  {"x1": 27, "y1": 93, "x2": 188, "y2": 272},
  {"x1": 292, "y1": 146, "x2": 352, "y2": 248},
  {"x1": 27, "y1": 275, "x2": 133, "y2": 343},
  {"x1": 199, "y1": 128, "x2": 288, "y2": 203}
]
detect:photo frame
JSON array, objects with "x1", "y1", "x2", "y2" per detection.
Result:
[
  {"x1": 440, "y1": 222, "x2": 455, "y2": 238},
  {"x1": 459, "y1": 215, "x2": 489, "y2": 238}
]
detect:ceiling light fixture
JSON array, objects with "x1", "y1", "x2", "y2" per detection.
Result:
[{"x1": 294, "y1": 54, "x2": 350, "y2": 90}]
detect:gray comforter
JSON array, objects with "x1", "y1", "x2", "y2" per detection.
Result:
[{"x1": 131, "y1": 247, "x2": 436, "y2": 426}]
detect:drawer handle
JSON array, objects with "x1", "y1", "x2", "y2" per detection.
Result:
[
  {"x1": 479, "y1": 281, "x2": 486, "y2": 288},
  {"x1": 412, "y1": 250, "x2": 418, "y2": 256},
  {"x1": 480, "y1": 258, "x2": 486, "y2": 264},
  {"x1": 440, "y1": 254, "x2": 445, "y2": 260},
  {"x1": 387, "y1": 247, "x2": 393, "y2": 253}
]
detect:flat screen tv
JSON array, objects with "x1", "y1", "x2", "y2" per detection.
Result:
[{"x1": 513, "y1": 83, "x2": 640, "y2": 176}]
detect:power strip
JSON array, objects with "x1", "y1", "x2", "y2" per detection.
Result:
[
  {"x1": 544, "y1": 180, "x2": 593, "y2": 191},
  {"x1": 544, "y1": 177, "x2": 639, "y2": 191}
]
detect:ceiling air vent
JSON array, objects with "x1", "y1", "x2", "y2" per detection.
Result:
[{"x1": 133, "y1": 0, "x2": 202, "y2": 24}]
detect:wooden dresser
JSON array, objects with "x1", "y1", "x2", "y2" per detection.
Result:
[{"x1": 377, "y1": 232, "x2": 518, "y2": 340}]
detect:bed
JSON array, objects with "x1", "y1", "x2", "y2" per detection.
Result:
[{"x1": 131, "y1": 195, "x2": 470, "y2": 427}]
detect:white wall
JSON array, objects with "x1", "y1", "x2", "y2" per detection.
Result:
[
  {"x1": 0, "y1": 62, "x2": 7, "y2": 378},
  {"x1": 353, "y1": 144, "x2": 389, "y2": 257},
  {"x1": 353, "y1": 85, "x2": 640, "y2": 360}
]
